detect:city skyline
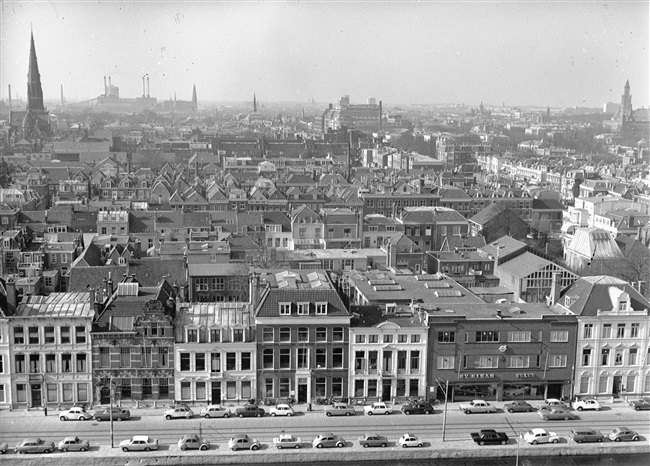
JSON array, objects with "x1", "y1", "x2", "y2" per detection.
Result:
[{"x1": 1, "y1": 1, "x2": 648, "y2": 108}]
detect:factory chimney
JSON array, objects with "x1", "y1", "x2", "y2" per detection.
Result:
[
  {"x1": 147, "y1": 75, "x2": 150, "y2": 98},
  {"x1": 108, "y1": 76, "x2": 112, "y2": 96},
  {"x1": 60, "y1": 84, "x2": 64, "y2": 105},
  {"x1": 104, "y1": 76, "x2": 107, "y2": 95},
  {"x1": 142, "y1": 75, "x2": 145, "y2": 97},
  {"x1": 8, "y1": 84, "x2": 11, "y2": 110},
  {"x1": 379, "y1": 100, "x2": 383, "y2": 132}
]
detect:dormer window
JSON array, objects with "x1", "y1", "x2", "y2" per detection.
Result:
[
  {"x1": 385, "y1": 303, "x2": 396, "y2": 314},
  {"x1": 210, "y1": 328, "x2": 221, "y2": 343},
  {"x1": 315, "y1": 302, "x2": 328, "y2": 315},
  {"x1": 618, "y1": 300, "x2": 627, "y2": 312},
  {"x1": 279, "y1": 302, "x2": 291, "y2": 315},
  {"x1": 297, "y1": 302, "x2": 309, "y2": 315},
  {"x1": 187, "y1": 328, "x2": 198, "y2": 343}
]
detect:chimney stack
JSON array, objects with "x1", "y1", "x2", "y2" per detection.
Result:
[
  {"x1": 6, "y1": 276, "x2": 17, "y2": 314},
  {"x1": 60, "y1": 84, "x2": 64, "y2": 105},
  {"x1": 107, "y1": 271, "x2": 114, "y2": 297},
  {"x1": 147, "y1": 75, "x2": 150, "y2": 98},
  {"x1": 142, "y1": 76, "x2": 145, "y2": 97},
  {"x1": 104, "y1": 76, "x2": 107, "y2": 95},
  {"x1": 249, "y1": 272, "x2": 260, "y2": 309},
  {"x1": 88, "y1": 287, "x2": 96, "y2": 309},
  {"x1": 7, "y1": 84, "x2": 11, "y2": 110},
  {"x1": 109, "y1": 76, "x2": 112, "y2": 94},
  {"x1": 379, "y1": 100, "x2": 383, "y2": 132}
]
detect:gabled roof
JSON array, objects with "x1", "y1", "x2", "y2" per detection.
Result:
[
  {"x1": 567, "y1": 227, "x2": 624, "y2": 259},
  {"x1": 560, "y1": 275, "x2": 650, "y2": 316}
]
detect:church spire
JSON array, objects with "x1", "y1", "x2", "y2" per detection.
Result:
[
  {"x1": 27, "y1": 29, "x2": 44, "y2": 112},
  {"x1": 192, "y1": 84, "x2": 197, "y2": 112},
  {"x1": 253, "y1": 92, "x2": 257, "y2": 113}
]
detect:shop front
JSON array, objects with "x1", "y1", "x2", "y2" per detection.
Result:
[{"x1": 448, "y1": 372, "x2": 571, "y2": 402}]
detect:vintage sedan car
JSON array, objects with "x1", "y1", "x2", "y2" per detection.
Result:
[
  {"x1": 503, "y1": 385, "x2": 531, "y2": 397},
  {"x1": 200, "y1": 405, "x2": 231, "y2": 418},
  {"x1": 471, "y1": 429, "x2": 509, "y2": 446},
  {"x1": 570, "y1": 429, "x2": 604, "y2": 443},
  {"x1": 235, "y1": 404, "x2": 265, "y2": 418},
  {"x1": 608, "y1": 427, "x2": 640, "y2": 442},
  {"x1": 59, "y1": 407, "x2": 92, "y2": 421},
  {"x1": 93, "y1": 407, "x2": 131, "y2": 421},
  {"x1": 324, "y1": 403, "x2": 356, "y2": 417},
  {"x1": 459, "y1": 399, "x2": 497, "y2": 414},
  {"x1": 312, "y1": 433, "x2": 345, "y2": 448},
  {"x1": 398, "y1": 433, "x2": 423, "y2": 448},
  {"x1": 504, "y1": 400, "x2": 535, "y2": 413},
  {"x1": 270, "y1": 404, "x2": 295, "y2": 417},
  {"x1": 572, "y1": 398, "x2": 601, "y2": 411},
  {"x1": 178, "y1": 434, "x2": 210, "y2": 451},
  {"x1": 0, "y1": 442, "x2": 8, "y2": 454},
  {"x1": 120, "y1": 436, "x2": 159, "y2": 452},
  {"x1": 401, "y1": 402, "x2": 435, "y2": 415},
  {"x1": 15, "y1": 438, "x2": 56, "y2": 454},
  {"x1": 228, "y1": 435, "x2": 260, "y2": 451},
  {"x1": 363, "y1": 402, "x2": 393, "y2": 415},
  {"x1": 273, "y1": 433, "x2": 303, "y2": 449},
  {"x1": 538, "y1": 398, "x2": 566, "y2": 411},
  {"x1": 539, "y1": 407, "x2": 577, "y2": 421},
  {"x1": 164, "y1": 406, "x2": 194, "y2": 420},
  {"x1": 523, "y1": 429, "x2": 560, "y2": 445},
  {"x1": 629, "y1": 398, "x2": 650, "y2": 411},
  {"x1": 358, "y1": 433, "x2": 388, "y2": 448},
  {"x1": 58, "y1": 436, "x2": 90, "y2": 452}
]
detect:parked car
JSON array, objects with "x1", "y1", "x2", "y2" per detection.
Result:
[
  {"x1": 235, "y1": 404, "x2": 265, "y2": 418},
  {"x1": 608, "y1": 427, "x2": 640, "y2": 442},
  {"x1": 539, "y1": 407, "x2": 577, "y2": 421},
  {"x1": 164, "y1": 406, "x2": 194, "y2": 420},
  {"x1": 0, "y1": 442, "x2": 7, "y2": 454},
  {"x1": 59, "y1": 407, "x2": 92, "y2": 421},
  {"x1": 93, "y1": 407, "x2": 131, "y2": 421},
  {"x1": 523, "y1": 429, "x2": 560, "y2": 445},
  {"x1": 471, "y1": 429, "x2": 509, "y2": 446},
  {"x1": 538, "y1": 398, "x2": 566, "y2": 411},
  {"x1": 270, "y1": 404, "x2": 295, "y2": 417},
  {"x1": 572, "y1": 398, "x2": 601, "y2": 411},
  {"x1": 398, "y1": 433, "x2": 423, "y2": 448},
  {"x1": 358, "y1": 433, "x2": 388, "y2": 448},
  {"x1": 503, "y1": 385, "x2": 531, "y2": 397},
  {"x1": 628, "y1": 398, "x2": 650, "y2": 411},
  {"x1": 58, "y1": 436, "x2": 90, "y2": 452},
  {"x1": 119, "y1": 436, "x2": 159, "y2": 452},
  {"x1": 178, "y1": 434, "x2": 210, "y2": 451},
  {"x1": 324, "y1": 403, "x2": 356, "y2": 417},
  {"x1": 363, "y1": 402, "x2": 392, "y2": 416},
  {"x1": 312, "y1": 433, "x2": 345, "y2": 448},
  {"x1": 504, "y1": 400, "x2": 535, "y2": 413},
  {"x1": 200, "y1": 404, "x2": 231, "y2": 418},
  {"x1": 15, "y1": 438, "x2": 55, "y2": 454},
  {"x1": 459, "y1": 399, "x2": 497, "y2": 414},
  {"x1": 570, "y1": 429, "x2": 604, "y2": 443},
  {"x1": 227, "y1": 435, "x2": 260, "y2": 451},
  {"x1": 273, "y1": 433, "x2": 303, "y2": 449},
  {"x1": 401, "y1": 402, "x2": 435, "y2": 415}
]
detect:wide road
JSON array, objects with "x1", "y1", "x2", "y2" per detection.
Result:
[{"x1": 1, "y1": 406, "x2": 648, "y2": 447}]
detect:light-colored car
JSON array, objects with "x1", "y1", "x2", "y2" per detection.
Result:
[
  {"x1": 270, "y1": 404, "x2": 295, "y2": 417},
  {"x1": 398, "y1": 433, "x2": 423, "y2": 448},
  {"x1": 538, "y1": 398, "x2": 566, "y2": 411},
  {"x1": 58, "y1": 436, "x2": 90, "y2": 452},
  {"x1": 228, "y1": 435, "x2": 260, "y2": 451},
  {"x1": 363, "y1": 402, "x2": 393, "y2": 416},
  {"x1": 59, "y1": 407, "x2": 92, "y2": 421},
  {"x1": 93, "y1": 407, "x2": 131, "y2": 421},
  {"x1": 273, "y1": 433, "x2": 302, "y2": 449},
  {"x1": 0, "y1": 442, "x2": 8, "y2": 454},
  {"x1": 200, "y1": 405, "x2": 231, "y2": 418},
  {"x1": 15, "y1": 438, "x2": 56, "y2": 454},
  {"x1": 523, "y1": 429, "x2": 560, "y2": 445},
  {"x1": 164, "y1": 406, "x2": 194, "y2": 420},
  {"x1": 358, "y1": 433, "x2": 388, "y2": 448},
  {"x1": 459, "y1": 399, "x2": 497, "y2": 414},
  {"x1": 312, "y1": 433, "x2": 345, "y2": 448},
  {"x1": 539, "y1": 407, "x2": 577, "y2": 421},
  {"x1": 608, "y1": 427, "x2": 640, "y2": 442},
  {"x1": 178, "y1": 434, "x2": 210, "y2": 451},
  {"x1": 572, "y1": 398, "x2": 601, "y2": 411},
  {"x1": 324, "y1": 403, "x2": 356, "y2": 417},
  {"x1": 119, "y1": 435, "x2": 159, "y2": 452}
]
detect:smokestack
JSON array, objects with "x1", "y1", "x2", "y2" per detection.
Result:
[
  {"x1": 142, "y1": 76, "x2": 145, "y2": 97},
  {"x1": 109, "y1": 76, "x2": 112, "y2": 95},
  {"x1": 60, "y1": 84, "x2": 64, "y2": 105},
  {"x1": 104, "y1": 76, "x2": 107, "y2": 95},
  {"x1": 147, "y1": 75, "x2": 150, "y2": 98},
  {"x1": 8, "y1": 84, "x2": 11, "y2": 110}
]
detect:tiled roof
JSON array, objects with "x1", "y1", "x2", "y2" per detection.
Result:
[
  {"x1": 560, "y1": 275, "x2": 650, "y2": 316},
  {"x1": 15, "y1": 292, "x2": 94, "y2": 318},
  {"x1": 567, "y1": 227, "x2": 623, "y2": 259},
  {"x1": 401, "y1": 207, "x2": 467, "y2": 223},
  {"x1": 498, "y1": 252, "x2": 573, "y2": 279},
  {"x1": 480, "y1": 235, "x2": 527, "y2": 258}
]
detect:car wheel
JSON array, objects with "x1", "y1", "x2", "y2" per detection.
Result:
[
  {"x1": 417, "y1": 443, "x2": 422, "y2": 448},
  {"x1": 577, "y1": 407, "x2": 583, "y2": 411},
  {"x1": 381, "y1": 443, "x2": 387, "y2": 448},
  {"x1": 501, "y1": 440, "x2": 507, "y2": 445},
  {"x1": 256, "y1": 413, "x2": 262, "y2": 418},
  {"x1": 326, "y1": 412, "x2": 332, "y2": 417},
  {"x1": 564, "y1": 416, "x2": 570, "y2": 420},
  {"x1": 508, "y1": 409, "x2": 514, "y2": 413},
  {"x1": 552, "y1": 439, "x2": 559, "y2": 444},
  {"x1": 239, "y1": 414, "x2": 245, "y2": 418},
  {"x1": 615, "y1": 438, "x2": 621, "y2": 442},
  {"x1": 60, "y1": 417, "x2": 66, "y2": 421},
  {"x1": 402, "y1": 444, "x2": 408, "y2": 449},
  {"x1": 424, "y1": 410, "x2": 431, "y2": 415},
  {"x1": 294, "y1": 445, "x2": 300, "y2": 449},
  {"x1": 404, "y1": 410, "x2": 411, "y2": 415},
  {"x1": 231, "y1": 447, "x2": 237, "y2": 451},
  {"x1": 543, "y1": 416, "x2": 549, "y2": 420},
  {"x1": 116, "y1": 417, "x2": 122, "y2": 422},
  {"x1": 180, "y1": 446, "x2": 186, "y2": 451},
  {"x1": 363, "y1": 444, "x2": 369, "y2": 448},
  {"x1": 205, "y1": 414, "x2": 211, "y2": 419},
  {"x1": 223, "y1": 413, "x2": 229, "y2": 418},
  {"x1": 96, "y1": 417, "x2": 102, "y2": 422},
  {"x1": 288, "y1": 413, "x2": 293, "y2": 417},
  {"x1": 80, "y1": 447, "x2": 87, "y2": 452},
  {"x1": 165, "y1": 415, "x2": 172, "y2": 420},
  {"x1": 122, "y1": 447, "x2": 129, "y2": 452},
  {"x1": 316, "y1": 444, "x2": 323, "y2": 449},
  {"x1": 200, "y1": 445, "x2": 208, "y2": 451},
  {"x1": 271, "y1": 413, "x2": 276, "y2": 417},
  {"x1": 635, "y1": 407, "x2": 641, "y2": 411},
  {"x1": 384, "y1": 411, "x2": 390, "y2": 415},
  {"x1": 277, "y1": 446, "x2": 283, "y2": 450},
  {"x1": 79, "y1": 417, "x2": 85, "y2": 421},
  {"x1": 251, "y1": 445, "x2": 259, "y2": 451},
  {"x1": 528, "y1": 408, "x2": 534, "y2": 412},
  {"x1": 597, "y1": 439, "x2": 602, "y2": 442},
  {"x1": 19, "y1": 450, "x2": 26, "y2": 454},
  {"x1": 62, "y1": 448, "x2": 68, "y2": 453},
  {"x1": 480, "y1": 441, "x2": 485, "y2": 446},
  {"x1": 346, "y1": 412, "x2": 351, "y2": 416},
  {"x1": 532, "y1": 440, "x2": 538, "y2": 445},
  {"x1": 367, "y1": 411, "x2": 373, "y2": 416},
  {"x1": 145, "y1": 447, "x2": 151, "y2": 452},
  {"x1": 464, "y1": 410, "x2": 471, "y2": 414},
  {"x1": 337, "y1": 442, "x2": 344, "y2": 448},
  {"x1": 633, "y1": 437, "x2": 640, "y2": 441}
]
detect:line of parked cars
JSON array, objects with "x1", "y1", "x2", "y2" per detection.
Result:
[{"x1": 57, "y1": 406, "x2": 131, "y2": 422}]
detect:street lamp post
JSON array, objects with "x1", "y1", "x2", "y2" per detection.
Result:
[
  {"x1": 435, "y1": 378, "x2": 449, "y2": 442},
  {"x1": 109, "y1": 377, "x2": 115, "y2": 448}
]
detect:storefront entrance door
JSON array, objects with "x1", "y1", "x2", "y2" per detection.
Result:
[
  {"x1": 382, "y1": 380, "x2": 392, "y2": 401},
  {"x1": 298, "y1": 384, "x2": 307, "y2": 403},
  {"x1": 31, "y1": 384, "x2": 42, "y2": 407},
  {"x1": 613, "y1": 376, "x2": 622, "y2": 397},
  {"x1": 211, "y1": 381, "x2": 221, "y2": 404}
]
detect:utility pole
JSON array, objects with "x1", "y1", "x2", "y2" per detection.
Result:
[
  {"x1": 435, "y1": 378, "x2": 449, "y2": 441},
  {"x1": 109, "y1": 377, "x2": 115, "y2": 448}
]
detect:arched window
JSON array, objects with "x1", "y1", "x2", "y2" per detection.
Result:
[{"x1": 598, "y1": 372, "x2": 609, "y2": 394}]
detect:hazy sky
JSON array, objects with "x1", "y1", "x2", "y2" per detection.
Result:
[{"x1": 1, "y1": 0, "x2": 648, "y2": 108}]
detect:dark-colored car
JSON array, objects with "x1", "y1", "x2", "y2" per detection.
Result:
[
  {"x1": 401, "y1": 402, "x2": 435, "y2": 415},
  {"x1": 471, "y1": 429, "x2": 509, "y2": 446},
  {"x1": 570, "y1": 429, "x2": 604, "y2": 443},
  {"x1": 93, "y1": 407, "x2": 131, "y2": 421},
  {"x1": 608, "y1": 427, "x2": 640, "y2": 442},
  {"x1": 357, "y1": 433, "x2": 388, "y2": 448},
  {"x1": 629, "y1": 398, "x2": 650, "y2": 411},
  {"x1": 178, "y1": 434, "x2": 210, "y2": 451},
  {"x1": 235, "y1": 404, "x2": 265, "y2": 418},
  {"x1": 504, "y1": 400, "x2": 534, "y2": 413},
  {"x1": 15, "y1": 438, "x2": 55, "y2": 454}
]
